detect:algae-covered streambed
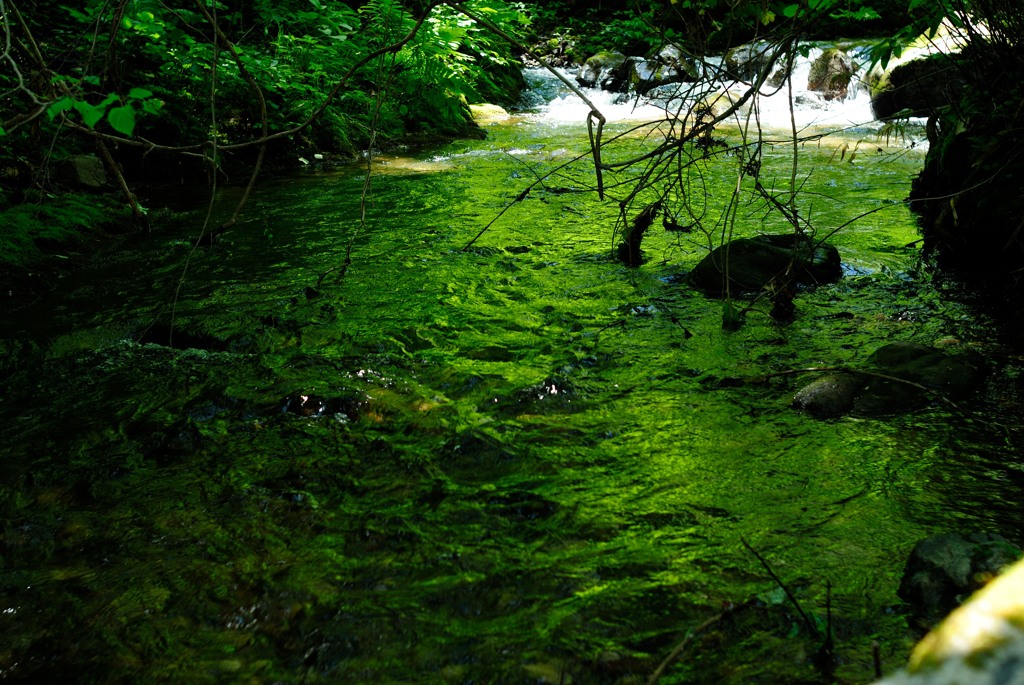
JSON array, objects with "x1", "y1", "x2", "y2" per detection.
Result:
[{"x1": 2, "y1": 117, "x2": 1023, "y2": 684}]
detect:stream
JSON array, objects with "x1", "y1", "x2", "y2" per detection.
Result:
[{"x1": 2, "y1": 67, "x2": 1024, "y2": 684}]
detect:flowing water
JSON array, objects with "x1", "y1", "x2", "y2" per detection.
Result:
[{"x1": 1, "y1": 74, "x2": 1023, "y2": 684}]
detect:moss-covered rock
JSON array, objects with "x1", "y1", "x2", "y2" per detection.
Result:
[
  {"x1": 688, "y1": 233, "x2": 841, "y2": 295},
  {"x1": 575, "y1": 51, "x2": 627, "y2": 88},
  {"x1": 807, "y1": 48, "x2": 854, "y2": 101},
  {"x1": 791, "y1": 342, "x2": 986, "y2": 419}
]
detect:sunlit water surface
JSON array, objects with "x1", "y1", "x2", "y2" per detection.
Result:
[{"x1": 1, "y1": 110, "x2": 1022, "y2": 684}]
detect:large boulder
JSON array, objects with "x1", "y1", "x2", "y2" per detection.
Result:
[
  {"x1": 56, "y1": 154, "x2": 107, "y2": 189},
  {"x1": 871, "y1": 53, "x2": 963, "y2": 120},
  {"x1": 601, "y1": 56, "x2": 643, "y2": 93},
  {"x1": 631, "y1": 46, "x2": 699, "y2": 94},
  {"x1": 724, "y1": 42, "x2": 773, "y2": 82},
  {"x1": 688, "y1": 233, "x2": 841, "y2": 295}
]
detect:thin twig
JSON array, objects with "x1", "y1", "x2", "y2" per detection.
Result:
[
  {"x1": 741, "y1": 536, "x2": 817, "y2": 635},
  {"x1": 194, "y1": 0, "x2": 269, "y2": 236},
  {"x1": 647, "y1": 601, "x2": 755, "y2": 685}
]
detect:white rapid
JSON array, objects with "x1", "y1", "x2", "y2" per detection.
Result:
[{"x1": 520, "y1": 43, "x2": 882, "y2": 136}]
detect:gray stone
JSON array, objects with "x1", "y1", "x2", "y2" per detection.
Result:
[
  {"x1": 791, "y1": 372, "x2": 866, "y2": 418},
  {"x1": 852, "y1": 342, "x2": 986, "y2": 416},
  {"x1": 724, "y1": 42, "x2": 772, "y2": 82},
  {"x1": 58, "y1": 154, "x2": 107, "y2": 189},
  {"x1": 576, "y1": 51, "x2": 627, "y2": 89},
  {"x1": 792, "y1": 342, "x2": 986, "y2": 419},
  {"x1": 899, "y1": 532, "x2": 1021, "y2": 632},
  {"x1": 807, "y1": 48, "x2": 854, "y2": 100}
]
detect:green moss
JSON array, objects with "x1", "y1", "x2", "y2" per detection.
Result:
[
  {"x1": 0, "y1": 122, "x2": 1012, "y2": 684},
  {"x1": 0, "y1": 192, "x2": 127, "y2": 268}
]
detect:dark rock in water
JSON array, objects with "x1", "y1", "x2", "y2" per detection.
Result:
[
  {"x1": 792, "y1": 341, "x2": 986, "y2": 418},
  {"x1": 853, "y1": 342, "x2": 986, "y2": 416},
  {"x1": 898, "y1": 532, "x2": 1021, "y2": 632},
  {"x1": 791, "y1": 372, "x2": 866, "y2": 419},
  {"x1": 492, "y1": 374, "x2": 579, "y2": 415},
  {"x1": 136, "y1": 323, "x2": 230, "y2": 351},
  {"x1": 871, "y1": 53, "x2": 964, "y2": 120},
  {"x1": 688, "y1": 233, "x2": 841, "y2": 295},
  {"x1": 486, "y1": 490, "x2": 559, "y2": 522}
]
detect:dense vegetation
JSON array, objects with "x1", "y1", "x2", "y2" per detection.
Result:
[{"x1": 3, "y1": 0, "x2": 1024, "y2": 333}]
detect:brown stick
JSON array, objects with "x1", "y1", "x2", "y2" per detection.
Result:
[
  {"x1": 95, "y1": 137, "x2": 149, "y2": 231},
  {"x1": 646, "y1": 601, "x2": 755, "y2": 685},
  {"x1": 741, "y1": 536, "x2": 817, "y2": 635}
]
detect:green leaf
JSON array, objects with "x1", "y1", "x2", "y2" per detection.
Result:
[
  {"x1": 107, "y1": 104, "x2": 136, "y2": 136},
  {"x1": 84, "y1": 75, "x2": 101, "y2": 86},
  {"x1": 782, "y1": 4, "x2": 799, "y2": 18},
  {"x1": 141, "y1": 99, "x2": 164, "y2": 115},
  {"x1": 73, "y1": 100, "x2": 105, "y2": 128},
  {"x1": 46, "y1": 96, "x2": 75, "y2": 121},
  {"x1": 128, "y1": 87, "x2": 153, "y2": 99}
]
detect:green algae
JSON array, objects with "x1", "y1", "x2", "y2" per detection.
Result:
[{"x1": 0, "y1": 120, "x2": 1021, "y2": 684}]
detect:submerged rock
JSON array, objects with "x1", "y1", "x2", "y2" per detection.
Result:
[
  {"x1": 281, "y1": 392, "x2": 363, "y2": 420},
  {"x1": 689, "y1": 233, "x2": 841, "y2": 295},
  {"x1": 492, "y1": 374, "x2": 580, "y2": 416},
  {"x1": 792, "y1": 342, "x2": 986, "y2": 418},
  {"x1": 791, "y1": 372, "x2": 866, "y2": 419}
]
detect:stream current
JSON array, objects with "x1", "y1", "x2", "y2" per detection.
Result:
[{"x1": 1, "y1": 76, "x2": 1023, "y2": 684}]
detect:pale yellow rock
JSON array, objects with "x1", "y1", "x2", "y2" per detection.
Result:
[
  {"x1": 469, "y1": 103, "x2": 510, "y2": 121},
  {"x1": 876, "y1": 557, "x2": 1024, "y2": 685}
]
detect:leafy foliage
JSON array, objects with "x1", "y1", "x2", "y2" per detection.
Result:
[{"x1": 0, "y1": 0, "x2": 530, "y2": 271}]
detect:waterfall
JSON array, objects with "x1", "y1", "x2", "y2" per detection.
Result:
[{"x1": 520, "y1": 43, "x2": 886, "y2": 136}]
